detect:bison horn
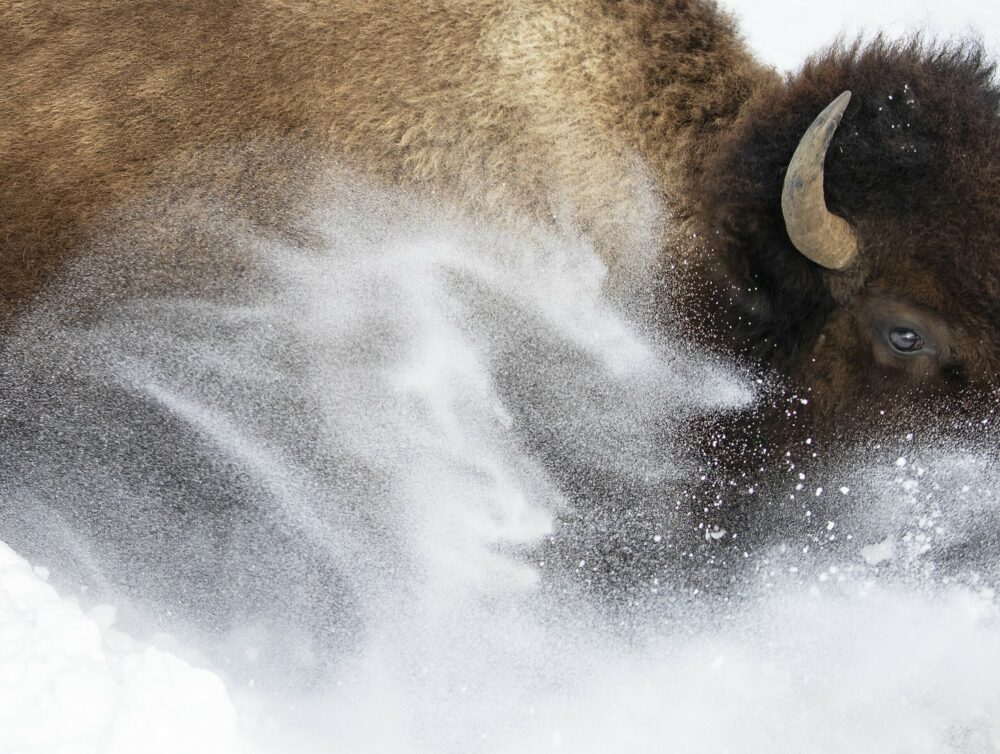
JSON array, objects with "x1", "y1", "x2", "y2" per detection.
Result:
[{"x1": 781, "y1": 90, "x2": 859, "y2": 270}]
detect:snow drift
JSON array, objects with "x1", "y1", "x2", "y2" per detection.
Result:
[{"x1": 0, "y1": 541, "x2": 247, "y2": 753}]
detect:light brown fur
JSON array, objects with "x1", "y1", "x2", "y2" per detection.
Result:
[{"x1": 0, "y1": 0, "x2": 769, "y2": 329}]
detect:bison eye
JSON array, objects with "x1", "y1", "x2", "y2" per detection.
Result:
[{"x1": 888, "y1": 328, "x2": 924, "y2": 353}]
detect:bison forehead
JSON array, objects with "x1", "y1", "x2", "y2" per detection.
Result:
[{"x1": 852, "y1": 205, "x2": 1000, "y2": 331}]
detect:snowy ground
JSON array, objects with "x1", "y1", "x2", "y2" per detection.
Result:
[
  {"x1": 0, "y1": 542, "x2": 248, "y2": 753},
  {"x1": 3, "y1": 5, "x2": 1000, "y2": 754}
]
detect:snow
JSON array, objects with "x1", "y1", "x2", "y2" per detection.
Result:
[
  {"x1": 861, "y1": 535, "x2": 896, "y2": 566},
  {"x1": 3, "y1": 4, "x2": 1000, "y2": 754},
  {"x1": 0, "y1": 541, "x2": 248, "y2": 754}
]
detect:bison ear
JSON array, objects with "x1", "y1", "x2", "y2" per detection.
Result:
[{"x1": 781, "y1": 90, "x2": 860, "y2": 271}]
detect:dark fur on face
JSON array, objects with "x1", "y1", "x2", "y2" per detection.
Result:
[{"x1": 691, "y1": 38, "x2": 1000, "y2": 435}]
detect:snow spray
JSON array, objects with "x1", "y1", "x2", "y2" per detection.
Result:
[{"x1": 1, "y1": 148, "x2": 998, "y2": 753}]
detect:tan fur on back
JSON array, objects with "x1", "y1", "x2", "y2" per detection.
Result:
[{"x1": 0, "y1": 0, "x2": 770, "y2": 329}]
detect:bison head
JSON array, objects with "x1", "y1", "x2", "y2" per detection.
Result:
[{"x1": 693, "y1": 39, "x2": 1000, "y2": 441}]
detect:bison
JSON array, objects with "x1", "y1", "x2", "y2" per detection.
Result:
[{"x1": 2, "y1": 1, "x2": 998, "y2": 440}]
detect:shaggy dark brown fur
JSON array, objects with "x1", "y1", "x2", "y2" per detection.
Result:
[
  {"x1": 690, "y1": 39, "x2": 1000, "y2": 436},
  {"x1": 2, "y1": 1, "x2": 999, "y2": 438}
]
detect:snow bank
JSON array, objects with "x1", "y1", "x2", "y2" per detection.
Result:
[{"x1": 0, "y1": 541, "x2": 248, "y2": 754}]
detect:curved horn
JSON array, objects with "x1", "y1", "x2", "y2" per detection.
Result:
[{"x1": 781, "y1": 90, "x2": 859, "y2": 270}]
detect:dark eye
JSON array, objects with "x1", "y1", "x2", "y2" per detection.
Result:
[{"x1": 888, "y1": 328, "x2": 924, "y2": 353}]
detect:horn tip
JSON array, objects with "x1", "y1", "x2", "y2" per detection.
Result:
[{"x1": 826, "y1": 90, "x2": 853, "y2": 119}]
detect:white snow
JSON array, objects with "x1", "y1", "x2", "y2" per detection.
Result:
[
  {"x1": 861, "y1": 535, "x2": 896, "y2": 566},
  {"x1": 0, "y1": 541, "x2": 249, "y2": 754}
]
